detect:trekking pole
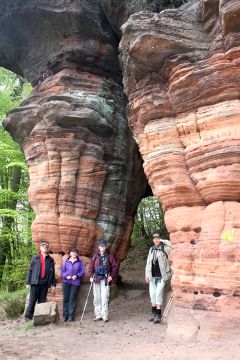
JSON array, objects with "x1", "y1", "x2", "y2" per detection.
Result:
[
  {"x1": 161, "y1": 293, "x2": 174, "y2": 325},
  {"x1": 80, "y1": 280, "x2": 93, "y2": 324}
]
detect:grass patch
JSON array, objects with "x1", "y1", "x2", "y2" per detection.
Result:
[
  {"x1": 4, "y1": 297, "x2": 25, "y2": 319},
  {"x1": 0, "y1": 288, "x2": 28, "y2": 319},
  {"x1": 23, "y1": 320, "x2": 34, "y2": 331},
  {"x1": 0, "y1": 288, "x2": 28, "y2": 303}
]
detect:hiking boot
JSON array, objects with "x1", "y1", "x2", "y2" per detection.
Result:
[
  {"x1": 153, "y1": 309, "x2": 161, "y2": 324},
  {"x1": 94, "y1": 316, "x2": 102, "y2": 321},
  {"x1": 63, "y1": 317, "x2": 68, "y2": 322},
  {"x1": 103, "y1": 318, "x2": 109, "y2": 323},
  {"x1": 68, "y1": 316, "x2": 74, "y2": 322},
  {"x1": 149, "y1": 307, "x2": 156, "y2": 321}
]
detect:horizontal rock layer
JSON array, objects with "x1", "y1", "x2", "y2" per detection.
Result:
[
  {"x1": 1, "y1": 0, "x2": 240, "y2": 339},
  {"x1": 4, "y1": 69, "x2": 148, "y2": 260},
  {"x1": 120, "y1": 0, "x2": 240, "y2": 338}
]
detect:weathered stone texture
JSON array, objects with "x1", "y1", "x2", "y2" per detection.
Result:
[
  {"x1": 0, "y1": 2, "x2": 148, "y2": 263},
  {"x1": 4, "y1": 67, "x2": 147, "y2": 260},
  {"x1": 119, "y1": 0, "x2": 240, "y2": 338},
  {"x1": 33, "y1": 301, "x2": 58, "y2": 326},
  {"x1": 1, "y1": 0, "x2": 240, "y2": 339}
]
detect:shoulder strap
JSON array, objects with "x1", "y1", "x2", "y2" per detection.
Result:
[
  {"x1": 161, "y1": 248, "x2": 168, "y2": 259},
  {"x1": 151, "y1": 246, "x2": 168, "y2": 258}
]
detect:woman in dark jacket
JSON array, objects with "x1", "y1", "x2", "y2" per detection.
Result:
[{"x1": 61, "y1": 248, "x2": 85, "y2": 321}]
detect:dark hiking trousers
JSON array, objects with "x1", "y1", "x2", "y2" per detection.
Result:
[
  {"x1": 25, "y1": 284, "x2": 49, "y2": 319},
  {"x1": 63, "y1": 282, "x2": 80, "y2": 320}
]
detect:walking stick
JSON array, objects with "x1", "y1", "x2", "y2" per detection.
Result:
[
  {"x1": 161, "y1": 293, "x2": 174, "y2": 325},
  {"x1": 80, "y1": 281, "x2": 93, "y2": 324}
]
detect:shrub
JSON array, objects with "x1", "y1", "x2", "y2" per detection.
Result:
[
  {"x1": 3, "y1": 295, "x2": 25, "y2": 319},
  {"x1": 1, "y1": 258, "x2": 29, "y2": 291}
]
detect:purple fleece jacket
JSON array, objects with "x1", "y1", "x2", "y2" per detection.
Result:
[{"x1": 61, "y1": 257, "x2": 85, "y2": 285}]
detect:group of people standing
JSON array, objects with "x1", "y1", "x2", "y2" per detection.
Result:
[{"x1": 25, "y1": 233, "x2": 172, "y2": 324}]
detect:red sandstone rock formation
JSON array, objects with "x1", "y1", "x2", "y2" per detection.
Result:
[
  {"x1": 118, "y1": 0, "x2": 240, "y2": 339},
  {"x1": 0, "y1": 2, "x2": 148, "y2": 261},
  {"x1": 1, "y1": 0, "x2": 240, "y2": 339}
]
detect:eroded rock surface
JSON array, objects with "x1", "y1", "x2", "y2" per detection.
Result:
[
  {"x1": 119, "y1": 0, "x2": 240, "y2": 339},
  {"x1": 0, "y1": 1, "x2": 148, "y2": 263},
  {"x1": 1, "y1": 0, "x2": 240, "y2": 339}
]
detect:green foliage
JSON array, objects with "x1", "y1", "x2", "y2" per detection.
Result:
[
  {"x1": 131, "y1": 197, "x2": 168, "y2": 247},
  {"x1": 0, "y1": 67, "x2": 31, "y2": 118},
  {"x1": 0, "y1": 289, "x2": 28, "y2": 319},
  {"x1": 0, "y1": 66, "x2": 34, "y2": 291},
  {"x1": 1, "y1": 258, "x2": 29, "y2": 291},
  {"x1": 23, "y1": 320, "x2": 34, "y2": 331},
  {"x1": 3, "y1": 295, "x2": 26, "y2": 319},
  {"x1": 0, "y1": 288, "x2": 28, "y2": 303}
]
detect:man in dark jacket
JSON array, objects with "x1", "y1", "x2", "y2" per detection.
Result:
[
  {"x1": 89, "y1": 240, "x2": 117, "y2": 322},
  {"x1": 25, "y1": 242, "x2": 56, "y2": 320}
]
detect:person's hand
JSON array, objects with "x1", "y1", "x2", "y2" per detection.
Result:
[
  {"x1": 90, "y1": 277, "x2": 94, "y2": 283},
  {"x1": 107, "y1": 276, "x2": 112, "y2": 283},
  {"x1": 145, "y1": 277, "x2": 149, "y2": 283},
  {"x1": 26, "y1": 284, "x2": 30, "y2": 290},
  {"x1": 66, "y1": 275, "x2": 72, "y2": 280},
  {"x1": 72, "y1": 275, "x2": 77, "y2": 280}
]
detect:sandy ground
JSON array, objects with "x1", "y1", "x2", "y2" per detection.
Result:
[
  {"x1": 1, "y1": 249, "x2": 240, "y2": 360},
  {"x1": 0, "y1": 285, "x2": 240, "y2": 360}
]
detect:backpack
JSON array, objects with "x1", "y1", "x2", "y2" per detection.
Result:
[{"x1": 95, "y1": 253, "x2": 110, "y2": 279}]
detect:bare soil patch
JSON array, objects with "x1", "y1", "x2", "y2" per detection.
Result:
[{"x1": 0, "y1": 246, "x2": 239, "y2": 359}]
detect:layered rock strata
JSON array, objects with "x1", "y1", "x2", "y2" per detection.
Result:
[
  {"x1": 0, "y1": 0, "x2": 148, "y2": 305},
  {"x1": 1, "y1": 0, "x2": 240, "y2": 339},
  {"x1": 119, "y1": 0, "x2": 240, "y2": 339}
]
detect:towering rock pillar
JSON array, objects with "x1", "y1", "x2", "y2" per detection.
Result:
[
  {"x1": 1, "y1": 0, "x2": 240, "y2": 338},
  {"x1": 0, "y1": 1, "x2": 148, "y2": 293},
  {"x1": 119, "y1": 0, "x2": 240, "y2": 339}
]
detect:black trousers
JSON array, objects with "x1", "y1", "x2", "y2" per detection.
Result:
[
  {"x1": 25, "y1": 284, "x2": 49, "y2": 319},
  {"x1": 63, "y1": 282, "x2": 80, "y2": 319}
]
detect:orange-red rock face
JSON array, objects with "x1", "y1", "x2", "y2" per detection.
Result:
[
  {"x1": 4, "y1": 68, "x2": 147, "y2": 261},
  {"x1": 1, "y1": 0, "x2": 240, "y2": 338},
  {"x1": 0, "y1": 2, "x2": 148, "y2": 262},
  {"x1": 119, "y1": 0, "x2": 240, "y2": 339}
]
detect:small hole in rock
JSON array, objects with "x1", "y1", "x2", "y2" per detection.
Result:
[
  {"x1": 213, "y1": 291, "x2": 221, "y2": 297},
  {"x1": 190, "y1": 240, "x2": 197, "y2": 245}
]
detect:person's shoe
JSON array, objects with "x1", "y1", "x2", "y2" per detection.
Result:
[
  {"x1": 94, "y1": 316, "x2": 102, "y2": 321},
  {"x1": 153, "y1": 309, "x2": 161, "y2": 324},
  {"x1": 63, "y1": 317, "x2": 68, "y2": 322},
  {"x1": 149, "y1": 307, "x2": 156, "y2": 321},
  {"x1": 68, "y1": 316, "x2": 74, "y2": 322},
  {"x1": 103, "y1": 318, "x2": 109, "y2": 323}
]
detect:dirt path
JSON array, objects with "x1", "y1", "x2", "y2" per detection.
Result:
[{"x1": 0, "y1": 285, "x2": 239, "y2": 360}]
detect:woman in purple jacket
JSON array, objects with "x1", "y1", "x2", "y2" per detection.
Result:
[{"x1": 61, "y1": 248, "x2": 85, "y2": 321}]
